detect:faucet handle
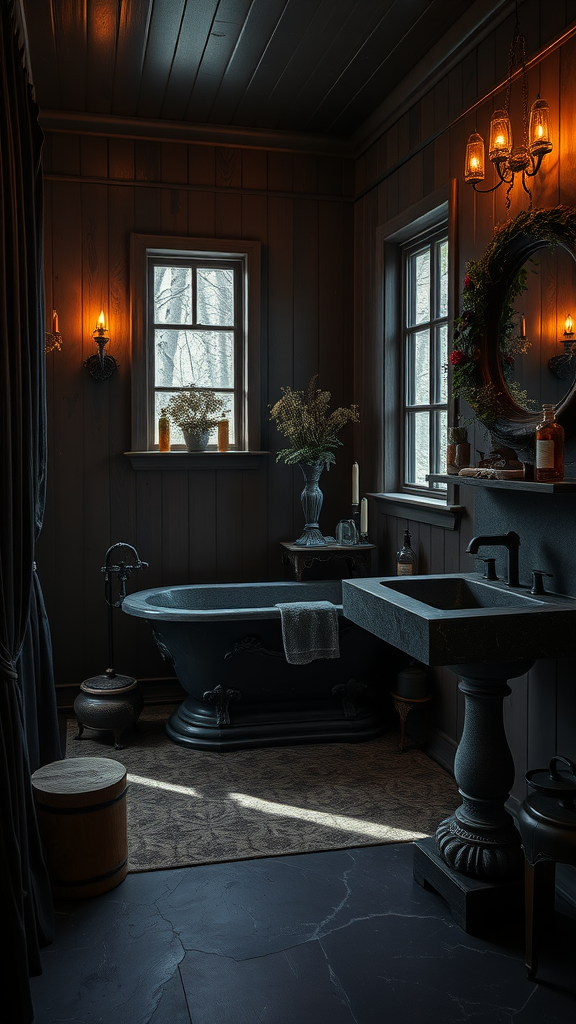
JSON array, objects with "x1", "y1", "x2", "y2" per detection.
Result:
[
  {"x1": 479, "y1": 557, "x2": 498, "y2": 581},
  {"x1": 531, "y1": 570, "x2": 553, "y2": 595}
]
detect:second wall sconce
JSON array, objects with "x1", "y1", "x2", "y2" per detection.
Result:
[
  {"x1": 45, "y1": 309, "x2": 63, "y2": 354},
  {"x1": 84, "y1": 310, "x2": 118, "y2": 380},
  {"x1": 548, "y1": 315, "x2": 575, "y2": 380}
]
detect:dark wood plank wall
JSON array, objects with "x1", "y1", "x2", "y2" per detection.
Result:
[
  {"x1": 37, "y1": 138, "x2": 355, "y2": 701},
  {"x1": 354, "y1": 2, "x2": 576, "y2": 776},
  {"x1": 38, "y1": 3, "x2": 576, "y2": 773}
]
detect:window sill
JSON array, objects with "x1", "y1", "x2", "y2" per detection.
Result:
[
  {"x1": 124, "y1": 451, "x2": 269, "y2": 470},
  {"x1": 369, "y1": 491, "x2": 465, "y2": 530}
]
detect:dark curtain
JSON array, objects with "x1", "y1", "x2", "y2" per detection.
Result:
[{"x1": 1, "y1": 2, "x2": 61, "y2": 1020}]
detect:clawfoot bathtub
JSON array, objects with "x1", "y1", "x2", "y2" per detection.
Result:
[{"x1": 123, "y1": 580, "x2": 396, "y2": 751}]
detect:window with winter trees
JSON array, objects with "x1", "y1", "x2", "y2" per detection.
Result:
[
  {"x1": 129, "y1": 235, "x2": 261, "y2": 453},
  {"x1": 402, "y1": 227, "x2": 449, "y2": 493},
  {"x1": 149, "y1": 256, "x2": 242, "y2": 447}
]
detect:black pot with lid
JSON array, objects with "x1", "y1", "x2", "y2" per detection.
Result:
[{"x1": 525, "y1": 756, "x2": 576, "y2": 810}]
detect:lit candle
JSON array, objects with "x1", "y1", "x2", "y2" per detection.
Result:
[
  {"x1": 360, "y1": 497, "x2": 368, "y2": 535},
  {"x1": 52, "y1": 309, "x2": 58, "y2": 333},
  {"x1": 352, "y1": 462, "x2": 359, "y2": 504},
  {"x1": 97, "y1": 310, "x2": 106, "y2": 331},
  {"x1": 521, "y1": 315, "x2": 526, "y2": 339}
]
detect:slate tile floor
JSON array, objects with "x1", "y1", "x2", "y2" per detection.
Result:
[{"x1": 31, "y1": 842, "x2": 576, "y2": 1024}]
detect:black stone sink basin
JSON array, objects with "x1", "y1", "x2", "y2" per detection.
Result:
[
  {"x1": 382, "y1": 575, "x2": 539, "y2": 610},
  {"x1": 342, "y1": 573, "x2": 576, "y2": 667}
]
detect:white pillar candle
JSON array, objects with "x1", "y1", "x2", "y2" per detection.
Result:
[
  {"x1": 352, "y1": 462, "x2": 359, "y2": 504},
  {"x1": 360, "y1": 497, "x2": 368, "y2": 534}
]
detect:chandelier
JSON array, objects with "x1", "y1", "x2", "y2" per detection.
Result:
[{"x1": 464, "y1": 20, "x2": 552, "y2": 208}]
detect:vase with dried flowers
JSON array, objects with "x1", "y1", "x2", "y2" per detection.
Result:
[
  {"x1": 167, "y1": 387, "x2": 229, "y2": 451},
  {"x1": 270, "y1": 376, "x2": 359, "y2": 546}
]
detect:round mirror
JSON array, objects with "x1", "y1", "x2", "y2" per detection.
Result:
[{"x1": 452, "y1": 207, "x2": 576, "y2": 462}]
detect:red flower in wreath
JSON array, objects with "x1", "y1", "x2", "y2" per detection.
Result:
[
  {"x1": 503, "y1": 354, "x2": 515, "y2": 368},
  {"x1": 449, "y1": 350, "x2": 465, "y2": 366},
  {"x1": 463, "y1": 274, "x2": 473, "y2": 289}
]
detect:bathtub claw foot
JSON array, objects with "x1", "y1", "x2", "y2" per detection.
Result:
[
  {"x1": 332, "y1": 678, "x2": 367, "y2": 718},
  {"x1": 202, "y1": 684, "x2": 241, "y2": 726}
]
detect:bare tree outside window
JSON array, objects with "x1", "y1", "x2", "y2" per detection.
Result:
[
  {"x1": 149, "y1": 258, "x2": 241, "y2": 447},
  {"x1": 403, "y1": 231, "x2": 448, "y2": 493}
]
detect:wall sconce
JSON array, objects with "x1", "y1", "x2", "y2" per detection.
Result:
[
  {"x1": 45, "y1": 309, "x2": 63, "y2": 354},
  {"x1": 548, "y1": 315, "x2": 575, "y2": 380},
  {"x1": 464, "y1": 19, "x2": 552, "y2": 209},
  {"x1": 84, "y1": 310, "x2": 118, "y2": 380}
]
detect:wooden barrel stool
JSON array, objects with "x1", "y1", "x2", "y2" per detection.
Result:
[
  {"x1": 516, "y1": 756, "x2": 576, "y2": 980},
  {"x1": 31, "y1": 757, "x2": 128, "y2": 899}
]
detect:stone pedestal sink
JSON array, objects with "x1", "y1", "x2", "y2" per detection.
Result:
[{"x1": 342, "y1": 573, "x2": 576, "y2": 921}]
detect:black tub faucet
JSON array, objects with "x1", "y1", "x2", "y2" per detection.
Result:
[{"x1": 466, "y1": 531, "x2": 520, "y2": 587}]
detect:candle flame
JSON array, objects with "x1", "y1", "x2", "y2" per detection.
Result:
[
  {"x1": 565, "y1": 314, "x2": 573, "y2": 335},
  {"x1": 97, "y1": 310, "x2": 106, "y2": 330}
]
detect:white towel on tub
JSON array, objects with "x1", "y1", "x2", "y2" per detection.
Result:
[{"x1": 275, "y1": 601, "x2": 340, "y2": 665}]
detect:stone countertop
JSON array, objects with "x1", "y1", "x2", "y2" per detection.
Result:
[{"x1": 342, "y1": 573, "x2": 576, "y2": 667}]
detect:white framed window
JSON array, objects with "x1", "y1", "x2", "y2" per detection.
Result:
[
  {"x1": 130, "y1": 235, "x2": 261, "y2": 453},
  {"x1": 402, "y1": 228, "x2": 449, "y2": 494}
]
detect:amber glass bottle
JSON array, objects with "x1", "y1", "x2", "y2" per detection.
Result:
[
  {"x1": 535, "y1": 404, "x2": 564, "y2": 482},
  {"x1": 217, "y1": 418, "x2": 229, "y2": 452},
  {"x1": 158, "y1": 408, "x2": 170, "y2": 452}
]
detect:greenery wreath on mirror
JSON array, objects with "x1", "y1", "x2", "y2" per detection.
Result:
[{"x1": 451, "y1": 206, "x2": 576, "y2": 430}]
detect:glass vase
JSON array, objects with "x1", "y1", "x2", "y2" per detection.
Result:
[{"x1": 294, "y1": 461, "x2": 326, "y2": 546}]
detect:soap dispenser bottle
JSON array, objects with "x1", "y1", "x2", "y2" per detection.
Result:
[
  {"x1": 396, "y1": 529, "x2": 417, "y2": 576},
  {"x1": 535, "y1": 404, "x2": 564, "y2": 482}
]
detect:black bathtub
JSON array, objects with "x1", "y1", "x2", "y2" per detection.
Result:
[{"x1": 122, "y1": 580, "x2": 396, "y2": 750}]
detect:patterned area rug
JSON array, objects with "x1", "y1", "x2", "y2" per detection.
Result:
[{"x1": 66, "y1": 707, "x2": 459, "y2": 873}]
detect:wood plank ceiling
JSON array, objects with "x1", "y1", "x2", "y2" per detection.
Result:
[{"x1": 23, "y1": 0, "x2": 500, "y2": 138}]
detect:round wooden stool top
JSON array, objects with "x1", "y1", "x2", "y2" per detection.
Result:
[
  {"x1": 31, "y1": 757, "x2": 128, "y2": 899},
  {"x1": 32, "y1": 757, "x2": 126, "y2": 807}
]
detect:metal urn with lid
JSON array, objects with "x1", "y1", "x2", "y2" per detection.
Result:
[
  {"x1": 74, "y1": 543, "x2": 147, "y2": 750},
  {"x1": 525, "y1": 756, "x2": 576, "y2": 810},
  {"x1": 396, "y1": 660, "x2": 428, "y2": 699}
]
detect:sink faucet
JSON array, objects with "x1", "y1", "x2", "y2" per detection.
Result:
[{"x1": 466, "y1": 531, "x2": 520, "y2": 587}]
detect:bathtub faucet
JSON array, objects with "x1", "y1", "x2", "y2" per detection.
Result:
[
  {"x1": 101, "y1": 542, "x2": 149, "y2": 608},
  {"x1": 466, "y1": 531, "x2": 520, "y2": 587}
]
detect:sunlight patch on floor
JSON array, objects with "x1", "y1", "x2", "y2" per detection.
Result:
[
  {"x1": 127, "y1": 772, "x2": 203, "y2": 798},
  {"x1": 228, "y1": 792, "x2": 429, "y2": 839}
]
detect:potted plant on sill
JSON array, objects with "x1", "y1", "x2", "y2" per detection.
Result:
[
  {"x1": 270, "y1": 376, "x2": 359, "y2": 546},
  {"x1": 167, "y1": 387, "x2": 229, "y2": 451}
]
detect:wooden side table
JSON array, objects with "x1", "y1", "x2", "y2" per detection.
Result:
[
  {"x1": 280, "y1": 541, "x2": 376, "y2": 582},
  {"x1": 391, "y1": 692, "x2": 433, "y2": 751}
]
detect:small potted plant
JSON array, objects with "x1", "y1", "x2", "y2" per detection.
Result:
[{"x1": 167, "y1": 387, "x2": 229, "y2": 451}]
